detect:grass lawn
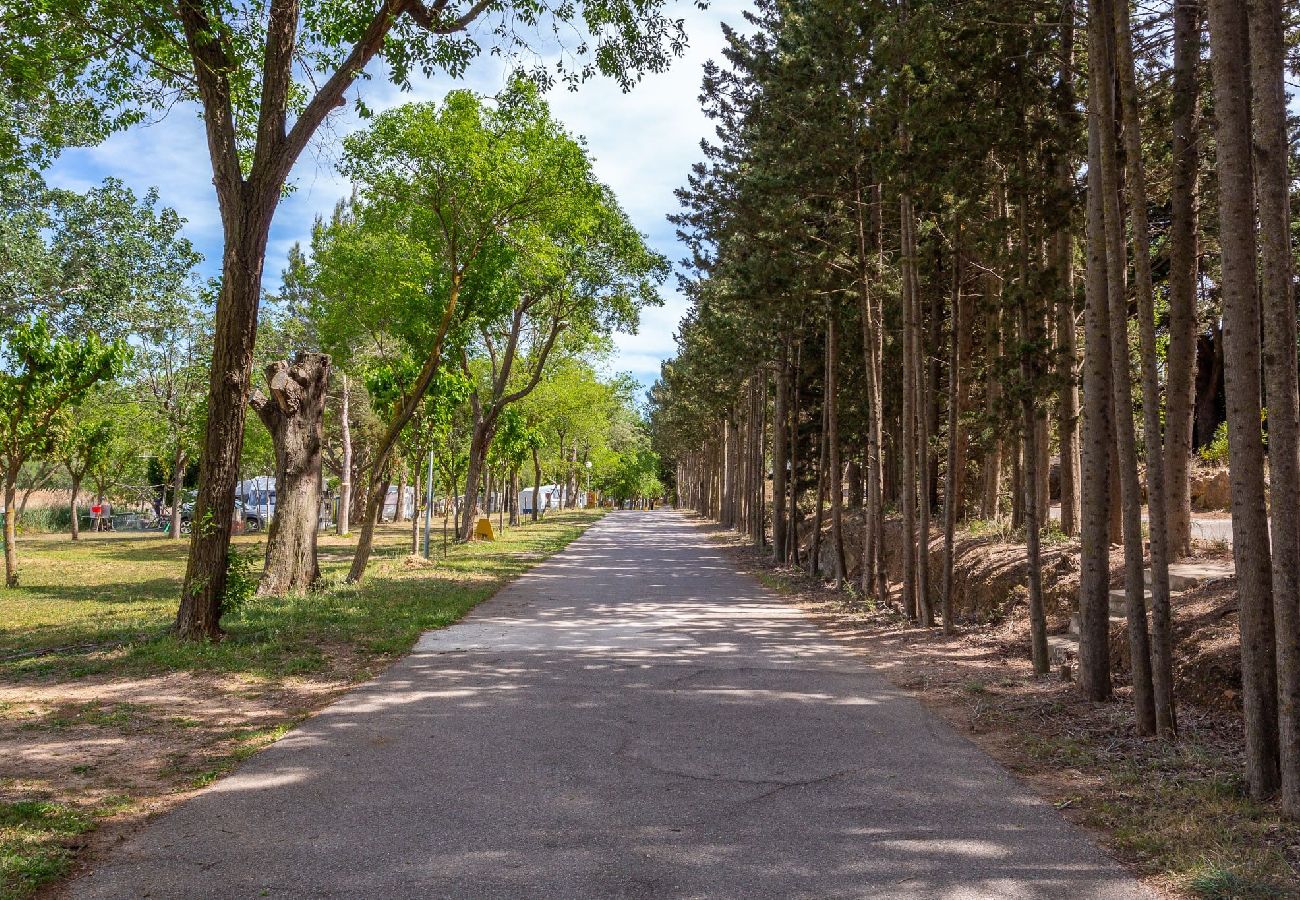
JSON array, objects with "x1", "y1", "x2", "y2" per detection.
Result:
[{"x1": 0, "y1": 509, "x2": 602, "y2": 899}]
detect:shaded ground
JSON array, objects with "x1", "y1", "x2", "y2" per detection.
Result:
[
  {"x1": 718, "y1": 525, "x2": 1298, "y2": 898},
  {"x1": 68, "y1": 511, "x2": 1145, "y2": 899}
]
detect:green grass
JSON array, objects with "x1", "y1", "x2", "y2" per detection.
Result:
[
  {"x1": 0, "y1": 801, "x2": 94, "y2": 900},
  {"x1": 1, "y1": 511, "x2": 602, "y2": 681}
]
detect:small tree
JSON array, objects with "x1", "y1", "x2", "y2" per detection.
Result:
[
  {"x1": 1, "y1": 318, "x2": 126, "y2": 585},
  {"x1": 59, "y1": 400, "x2": 117, "y2": 540}
]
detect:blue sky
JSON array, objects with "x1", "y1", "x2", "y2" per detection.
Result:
[{"x1": 42, "y1": 1, "x2": 750, "y2": 391}]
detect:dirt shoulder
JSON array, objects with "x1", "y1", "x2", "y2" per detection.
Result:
[{"x1": 712, "y1": 526, "x2": 1300, "y2": 900}]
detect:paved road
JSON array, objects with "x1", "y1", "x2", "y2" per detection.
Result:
[{"x1": 71, "y1": 512, "x2": 1148, "y2": 899}]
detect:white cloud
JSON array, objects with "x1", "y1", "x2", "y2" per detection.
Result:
[{"x1": 42, "y1": 0, "x2": 751, "y2": 381}]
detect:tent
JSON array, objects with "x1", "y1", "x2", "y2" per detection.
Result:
[{"x1": 519, "y1": 484, "x2": 568, "y2": 515}]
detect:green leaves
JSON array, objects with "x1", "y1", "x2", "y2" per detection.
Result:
[{"x1": 0, "y1": 316, "x2": 129, "y2": 474}]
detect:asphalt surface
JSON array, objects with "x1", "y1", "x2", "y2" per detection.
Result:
[{"x1": 70, "y1": 511, "x2": 1149, "y2": 899}]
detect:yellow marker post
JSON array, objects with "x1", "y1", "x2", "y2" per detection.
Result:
[{"x1": 474, "y1": 516, "x2": 496, "y2": 541}]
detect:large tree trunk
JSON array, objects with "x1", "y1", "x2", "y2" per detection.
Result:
[
  {"x1": 1054, "y1": 0, "x2": 1081, "y2": 538},
  {"x1": 1249, "y1": 0, "x2": 1300, "y2": 815},
  {"x1": 177, "y1": 207, "x2": 275, "y2": 640},
  {"x1": 900, "y1": 193, "x2": 920, "y2": 618},
  {"x1": 1206, "y1": 0, "x2": 1281, "y2": 798},
  {"x1": 509, "y1": 466, "x2": 520, "y2": 527},
  {"x1": 1078, "y1": 71, "x2": 1115, "y2": 701},
  {"x1": 1165, "y1": 0, "x2": 1202, "y2": 559},
  {"x1": 1114, "y1": 0, "x2": 1176, "y2": 737},
  {"x1": 941, "y1": 223, "x2": 963, "y2": 634},
  {"x1": 1017, "y1": 153, "x2": 1048, "y2": 676},
  {"x1": 771, "y1": 349, "x2": 790, "y2": 565},
  {"x1": 827, "y1": 314, "x2": 846, "y2": 587},
  {"x1": 1096, "y1": 0, "x2": 1157, "y2": 734},
  {"x1": 251, "y1": 353, "x2": 331, "y2": 596},
  {"x1": 531, "y1": 446, "x2": 542, "y2": 523},
  {"x1": 337, "y1": 373, "x2": 352, "y2": 536}
]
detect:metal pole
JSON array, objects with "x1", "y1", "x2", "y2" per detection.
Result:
[{"x1": 424, "y1": 449, "x2": 434, "y2": 559}]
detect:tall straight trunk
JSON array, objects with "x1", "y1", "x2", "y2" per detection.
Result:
[
  {"x1": 772, "y1": 350, "x2": 790, "y2": 565},
  {"x1": 1095, "y1": 0, "x2": 1157, "y2": 735},
  {"x1": 1055, "y1": 0, "x2": 1081, "y2": 537},
  {"x1": 170, "y1": 447, "x2": 186, "y2": 540},
  {"x1": 756, "y1": 371, "x2": 768, "y2": 548},
  {"x1": 900, "y1": 193, "x2": 920, "y2": 618},
  {"x1": 1207, "y1": 0, "x2": 1281, "y2": 798},
  {"x1": 1250, "y1": 0, "x2": 1300, "y2": 813},
  {"x1": 459, "y1": 417, "x2": 494, "y2": 541},
  {"x1": 1165, "y1": 0, "x2": 1202, "y2": 559},
  {"x1": 177, "y1": 205, "x2": 276, "y2": 639},
  {"x1": 337, "y1": 373, "x2": 352, "y2": 536},
  {"x1": 1079, "y1": 66, "x2": 1115, "y2": 702},
  {"x1": 1017, "y1": 156, "x2": 1048, "y2": 676},
  {"x1": 790, "y1": 339, "x2": 804, "y2": 568},
  {"x1": 1114, "y1": 0, "x2": 1177, "y2": 737},
  {"x1": 941, "y1": 222, "x2": 963, "y2": 633},
  {"x1": 827, "y1": 313, "x2": 846, "y2": 587},
  {"x1": 858, "y1": 173, "x2": 887, "y2": 603},
  {"x1": 915, "y1": 239, "x2": 933, "y2": 626},
  {"x1": 810, "y1": 378, "x2": 829, "y2": 577},
  {"x1": 69, "y1": 474, "x2": 82, "y2": 541},
  {"x1": 981, "y1": 268, "x2": 1004, "y2": 520}
]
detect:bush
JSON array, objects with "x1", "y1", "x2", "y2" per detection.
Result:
[
  {"x1": 1199, "y1": 421, "x2": 1230, "y2": 467},
  {"x1": 17, "y1": 505, "x2": 73, "y2": 533}
]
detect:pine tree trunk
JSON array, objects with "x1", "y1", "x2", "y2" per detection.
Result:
[
  {"x1": 1249, "y1": 0, "x2": 1300, "y2": 814},
  {"x1": 772, "y1": 350, "x2": 790, "y2": 564},
  {"x1": 900, "y1": 193, "x2": 920, "y2": 618},
  {"x1": 1206, "y1": 0, "x2": 1282, "y2": 799},
  {"x1": 981, "y1": 268, "x2": 1004, "y2": 520},
  {"x1": 1165, "y1": 0, "x2": 1202, "y2": 559},
  {"x1": 250, "y1": 353, "x2": 331, "y2": 596},
  {"x1": 1114, "y1": 0, "x2": 1177, "y2": 737},
  {"x1": 1017, "y1": 156, "x2": 1048, "y2": 676},
  {"x1": 1079, "y1": 62, "x2": 1116, "y2": 702},
  {"x1": 1055, "y1": 0, "x2": 1081, "y2": 537},
  {"x1": 810, "y1": 381, "x2": 828, "y2": 578},
  {"x1": 827, "y1": 313, "x2": 846, "y2": 587},
  {"x1": 942, "y1": 223, "x2": 963, "y2": 634},
  {"x1": 1095, "y1": 0, "x2": 1157, "y2": 734}
]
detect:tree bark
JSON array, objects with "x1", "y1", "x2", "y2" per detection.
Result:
[
  {"x1": 1249, "y1": 0, "x2": 1300, "y2": 814},
  {"x1": 250, "y1": 352, "x2": 331, "y2": 596},
  {"x1": 177, "y1": 206, "x2": 276, "y2": 639},
  {"x1": 772, "y1": 349, "x2": 790, "y2": 565},
  {"x1": 169, "y1": 447, "x2": 187, "y2": 541},
  {"x1": 1095, "y1": 0, "x2": 1156, "y2": 734},
  {"x1": 338, "y1": 372, "x2": 352, "y2": 536},
  {"x1": 1165, "y1": 0, "x2": 1202, "y2": 559},
  {"x1": 827, "y1": 313, "x2": 846, "y2": 587},
  {"x1": 3, "y1": 470, "x2": 17, "y2": 587},
  {"x1": 1079, "y1": 70, "x2": 1115, "y2": 701},
  {"x1": 1206, "y1": 0, "x2": 1281, "y2": 797},
  {"x1": 942, "y1": 221, "x2": 963, "y2": 633},
  {"x1": 900, "y1": 193, "x2": 920, "y2": 618},
  {"x1": 69, "y1": 474, "x2": 81, "y2": 541},
  {"x1": 1054, "y1": 0, "x2": 1081, "y2": 538},
  {"x1": 1113, "y1": 0, "x2": 1177, "y2": 737}
]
